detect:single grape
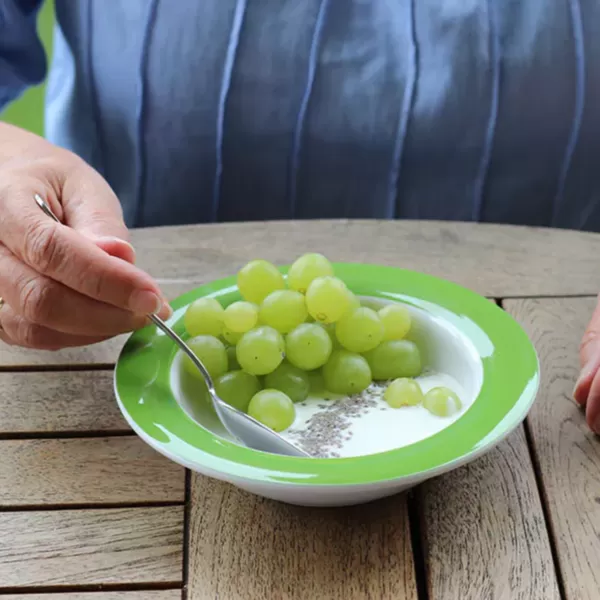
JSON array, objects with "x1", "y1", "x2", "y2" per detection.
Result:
[
  {"x1": 236, "y1": 326, "x2": 285, "y2": 375},
  {"x1": 379, "y1": 304, "x2": 412, "y2": 341},
  {"x1": 237, "y1": 260, "x2": 285, "y2": 304},
  {"x1": 363, "y1": 340, "x2": 422, "y2": 380},
  {"x1": 223, "y1": 301, "x2": 259, "y2": 333},
  {"x1": 184, "y1": 297, "x2": 224, "y2": 337},
  {"x1": 287, "y1": 253, "x2": 334, "y2": 293},
  {"x1": 323, "y1": 350, "x2": 372, "y2": 395},
  {"x1": 215, "y1": 370, "x2": 261, "y2": 412},
  {"x1": 335, "y1": 307, "x2": 384, "y2": 353},
  {"x1": 424, "y1": 387, "x2": 462, "y2": 417},
  {"x1": 383, "y1": 378, "x2": 424, "y2": 408},
  {"x1": 182, "y1": 335, "x2": 228, "y2": 380},
  {"x1": 226, "y1": 345, "x2": 241, "y2": 370},
  {"x1": 259, "y1": 290, "x2": 308, "y2": 333},
  {"x1": 286, "y1": 323, "x2": 332, "y2": 370},
  {"x1": 264, "y1": 361, "x2": 310, "y2": 403},
  {"x1": 248, "y1": 389, "x2": 296, "y2": 432},
  {"x1": 305, "y1": 276, "x2": 351, "y2": 324},
  {"x1": 306, "y1": 369, "x2": 326, "y2": 394},
  {"x1": 222, "y1": 326, "x2": 243, "y2": 345}
]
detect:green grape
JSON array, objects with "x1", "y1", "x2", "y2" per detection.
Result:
[
  {"x1": 287, "y1": 253, "x2": 334, "y2": 293},
  {"x1": 306, "y1": 369, "x2": 326, "y2": 394},
  {"x1": 305, "y1": 276, "x2": 351, "y2": 324},
  {"x1": 285, "y1": 323, "x2": 332, "y2": 370},
  {"x1": 184, "y1": 297, "x2": 224, "y2": 337},
  {"x1": 383, "y1": 378, "x2": 424, "y2": 408},
  {"x1": 237, "y1": 259, "x2": 285, "y2": 304},
  {"x1": 223, "y1": 301, "x2": 259, "y2": 333},
  {"x1": 236, "y1": 326, "x2": 285, "y2": 375},
  {"x1": 264, "y1": 361, "x2": 310, "y2": 403},
  {"x1": 323, "y1": 350, "x2": 372, "y2": 395},
  {"x1": 259, "y1": 290, "x2": 308, "y2": 333},
  {"x1": 379, "y1": 304, "x2": 412, "y2": 341},
  {"x1": 342, "y1": 292, "x2": 361, "y2": 317},
  {"x1": 323, "y1": 323, "x2": 341, "y2": 349},
  {"x1": 363, "y1": 340, "x2": 422, "y2": 380},
  {"x1": 215, "y1": 370, "x2": 261, "y2": 412},
  {"x1": 222, "y1": 326, "x2": 243, "y2": 345},
  {"x1": 226, "y1": 345, "x2": 241, "y2": 370},
  {"x1": 248, "y1": 389, "x2": 296, "y2": 432},
  {"x1": 182, "y1": 335, "x2": 228, "y2": 380},
  {"x1": 335, "y1": 307, "x2": 384, "y2": 353},
  {"x1": 424, "y1": 387, "x2": 462, "y2": 417}
]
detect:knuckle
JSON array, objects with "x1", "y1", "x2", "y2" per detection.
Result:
[
  {"x1": 20, "y1": 277, "x2": 56, "y2": 325},
  {"x1": 23, "y1": 220, "x2": 64, "y2": 274}
]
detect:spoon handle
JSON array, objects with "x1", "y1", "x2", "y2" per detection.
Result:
[{"x1": 148, "y1": 314, "x2": 215, "y2": 391}]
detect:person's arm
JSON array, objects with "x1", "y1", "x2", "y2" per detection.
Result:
[{"x1": 575, "y1": 303, "x2": 600, "y2": 434}]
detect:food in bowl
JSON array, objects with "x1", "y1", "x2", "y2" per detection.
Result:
[{"x1": 178, "y1": 253, "x2": 468, "y2": 457}]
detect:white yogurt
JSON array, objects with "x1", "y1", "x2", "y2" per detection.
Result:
[{"x1": 281, "y1": 370, "x2": 471, "y2": 458}]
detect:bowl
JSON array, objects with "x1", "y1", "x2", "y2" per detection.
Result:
[{"x1": 114, "y1": 263, "x2": 539, "y2": 507}]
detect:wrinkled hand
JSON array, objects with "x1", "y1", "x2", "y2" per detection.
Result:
[
  {"x1": 574, "y1": 296, "x2": 600, "y2": 434},
  {"x1": 0, "y1": 123, "x2": 170, "y2": 350}
]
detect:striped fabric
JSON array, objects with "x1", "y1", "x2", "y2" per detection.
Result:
[{"x1": 2, "y1": 0, "x2": 599, "y2": 231}]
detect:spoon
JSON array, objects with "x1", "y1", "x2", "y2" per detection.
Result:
[{"x1": 34, "y1": 194, "x2": 310, "y2": 457}]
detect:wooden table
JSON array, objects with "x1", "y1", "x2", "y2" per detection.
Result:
[{"x1": 1, "y1": 220, "x2": 599, "y2": 600}]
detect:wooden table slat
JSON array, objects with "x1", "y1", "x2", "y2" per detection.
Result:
[
  {"x1": 188, "y1": 476, "x2": 418, "y2": 600},
  {"x1": 420, "y1": 425, "x2": 560, "y2": 600},
  {"x1": 0, "y1": 593, "x2": 181, "y2": 600},
  {"x1": 0, "y1": 371, "x2": 128, "y2": 434},
  {"x1": 0, "y1": 506, "x2": 183, "y2": 588},
  {"x1": 0, "y1": 438, "x2": 185, "y2": 506},
  {"x1": 505, "y1": 297, "x2": 600, "y2": 600}
]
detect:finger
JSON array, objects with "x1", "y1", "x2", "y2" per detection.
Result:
[
  {"x1": 574, "y1": 295, "x2": 600, "y2": 406},
  {"x1": 0, "y1": 183, "x2": 164, "y2": 315},
  {"x1": 60, "y1": 160, "x2": 131, "y2": 243},
  {"x1": 0, "y1": 244, "x2": 171, "y2": 336},
  {"x1": 94, "y1": 237, "x2": 136, "y2": 264},
  {"x1": 0, "y1": 304, "x2": 108, "y2": 350},
  {"x1": 585, "y1": 369, "x2": 600, "y2": 434}
]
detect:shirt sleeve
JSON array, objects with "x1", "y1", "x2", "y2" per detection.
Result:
[{"x1": 0, "y1": 0, "x2": 47, "y2": 110}]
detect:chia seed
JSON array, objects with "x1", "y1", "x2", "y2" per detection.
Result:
[{"x1": 287, "y1": 383, "x2": 386, "y2": 458}]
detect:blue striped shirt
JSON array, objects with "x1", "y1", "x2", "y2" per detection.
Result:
[{"x1": 2, "y1": 0, "x2": 599, "y2": 230}]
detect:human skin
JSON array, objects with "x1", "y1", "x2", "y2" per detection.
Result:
[{"x1": 0, "y1": 122, "x2": 171, "y2": 350}]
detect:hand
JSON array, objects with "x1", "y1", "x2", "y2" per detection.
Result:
[
  {"x1": 574, "y1": 296, "x2": 600, "y2": 434},
  {"x1": 0, "y1": 123, "x2": 170, "y2": 350}
]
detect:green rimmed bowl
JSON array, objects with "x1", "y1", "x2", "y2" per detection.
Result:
[{"x1": 114, "y1": 263, "x2": 539, "y2": 507}]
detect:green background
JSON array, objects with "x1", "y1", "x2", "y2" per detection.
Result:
[{"x1": 0, "y1": 0, "x2": 55, "y2": 136}]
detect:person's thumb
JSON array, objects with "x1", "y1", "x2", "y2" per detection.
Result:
[
  {"x1": 60, "y1": 161, "x2": 136, "y2": 264},
  {"x1": 574, "y1": 295, "x2": 600, "y2": 406}
]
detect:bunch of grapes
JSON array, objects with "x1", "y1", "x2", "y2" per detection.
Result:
[{"x1": 181, "y1": 253, "x2": 461, "y2": 433}]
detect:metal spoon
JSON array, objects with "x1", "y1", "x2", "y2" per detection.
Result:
[{"x1": 34, "y1": 194, "x2": 310, "y2": 457}]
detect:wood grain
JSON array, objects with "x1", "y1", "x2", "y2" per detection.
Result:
[
  {"x1": 188, "y1": 476, "x2": 417, "y2": 600},
  {"x1": 0, "y1": 370, "x2": 128, "y2": 434},
  {"x1": 505, "y1": 298, "x2": 600, "y2": 600},
  {"x1": 130, "y1": 220, "x2": 600, "y2": 297},
  {"x1": 0, "y1": 437, "x2": 185, "y2": 506},
  {"x1": 1, "y1": 593, "x2": 181, "y2": 600},
  {"x1": 420, "y1": 426, "x2": 560, "y2": 600},
  {"x1": 0, "y1": 506, "x2": 183, "y2": 587}
]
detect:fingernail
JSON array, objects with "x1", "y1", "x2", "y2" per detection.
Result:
[{"x1": 129, "y1": 290, "x2": 162, "y2": 314}]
